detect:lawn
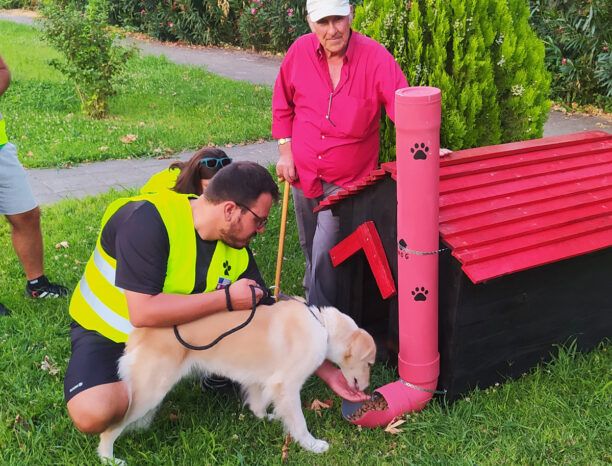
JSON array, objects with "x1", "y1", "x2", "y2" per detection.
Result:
[
  {"x1": 0, "y1": 20, "x2": 272, "y2": 168},
  {"x1": 0, "y1": 191, "x2": 610, "y2": 465}
]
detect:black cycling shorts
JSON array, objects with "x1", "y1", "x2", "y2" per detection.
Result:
[{"x1": 64, "y1": 321, "x2": 125, "y2": 402}]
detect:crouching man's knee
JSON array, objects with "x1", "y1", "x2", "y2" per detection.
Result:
[{"x1": 67, "y1": 382, "x2": 129, "y2": 434}]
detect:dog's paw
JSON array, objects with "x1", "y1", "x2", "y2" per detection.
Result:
[
  {"x1": 265, "y1": 412, "x2": 278, "y2": 422},
  {"x1": 100, "y1": 456, "x2": 126, "y2": 466},
  {"x1": 301, "y1": 438, "x2": 329, "y2": 454},
  {"x1": 249, "y1": 408, "x2": 267, "y2": 419}
]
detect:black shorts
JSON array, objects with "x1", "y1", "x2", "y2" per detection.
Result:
[{"x1": 64, "y1": 321, "x2": 125, "y2": 402}]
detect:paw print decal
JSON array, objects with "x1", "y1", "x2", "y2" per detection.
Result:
[
  {"x1": 410, "y1": 142, "x2": 429, "y2": 160},
  {"x1": 223, "y1": 260, "x2": 232, "y2": 276},
  {"x1": 411, "y1": 286, "x2": 429, "y2": 301},
  {"x1": 398, "y1": 238, "x2": 409, "y2": 260}
]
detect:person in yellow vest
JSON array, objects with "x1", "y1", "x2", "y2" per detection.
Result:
[
  {"x1": 140, "y1": 147, "x2": 231, "y2": 196},
  {"x1": 0, "y1": 55, "x2": 68, "y2": 317},
  {"x1": 141, "y1": 147, "x2": 235, "y2": 392},
  {"x1": 64, "y1": 161, "x2": 280, "y2": 433}
]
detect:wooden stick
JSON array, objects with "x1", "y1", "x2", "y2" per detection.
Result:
[{"x1": 274, "y1": 180, "x2": 291, "y2": 300}]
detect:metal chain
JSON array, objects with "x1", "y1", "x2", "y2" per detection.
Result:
[{"x1": 399, "y1": 378, "x2": 447, "y2": 395}]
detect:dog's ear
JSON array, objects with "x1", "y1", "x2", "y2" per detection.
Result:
[{"x1": 344, "y1": 330, "x2": 376, "y2": 362}]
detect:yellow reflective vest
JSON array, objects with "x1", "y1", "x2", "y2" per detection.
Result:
[
  {"x1": 0, "y1": 112, "x2": 8, "y2": 146},
  {"x1": 140, "y1": 167, "x2": 180, "y2": 194},
  {"x1": 69, "y1": 191, "x2": 250, "y2": 343}
]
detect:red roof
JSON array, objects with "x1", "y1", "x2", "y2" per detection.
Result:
[{"x1": 318, "y1": 130, "x2": 612, "y2": 284}]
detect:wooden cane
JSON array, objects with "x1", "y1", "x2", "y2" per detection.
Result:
[{"x1": 274, "y1": 180, "x2": 291, "y2": 300}]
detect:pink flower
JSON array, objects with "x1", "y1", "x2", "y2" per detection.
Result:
[
  {"x1": 561, "y1": 58, "x2": 567, "y2": 65},
  {"x1": 140, "y1": 8, "x2": 145, "y2": 15},
  {"x1": 287, "y1": 7, "x2": 294, "y2": 17},
  {"x1": 253, "y1": 0, "x2": 261, "y2": 4},
  {"x1": 251, "y1": 7, "x2": 257, "y2": 14},
  {"x1": 168, "y1": 21, "x2": 174, "y2": 28}
]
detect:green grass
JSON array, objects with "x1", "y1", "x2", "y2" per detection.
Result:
[
  {"x1": 0, "y1": 20, "x2": 272, "y2": 168},
  {"x1": 0, "y1": 191, "x2": 610, "y2": 465}
]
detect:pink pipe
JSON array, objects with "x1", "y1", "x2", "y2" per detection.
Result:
[{"x1": 347, "y1": 87, "x2": 442, "y2": 427}]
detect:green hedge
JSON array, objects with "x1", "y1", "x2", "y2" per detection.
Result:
[
  {"x1": 0, "y1": 0, "x2": 38, "y2": 8},
  {"x1": 354, "y1": 0, "x2": 551, "y2": 159},
  {"x1": 529, "y1": 0, "x2": 611, "y2": 110}
]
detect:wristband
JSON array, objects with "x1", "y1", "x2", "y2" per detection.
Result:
[{"x1": 224, "y1": 284, "x2": 234, "y2": 311}]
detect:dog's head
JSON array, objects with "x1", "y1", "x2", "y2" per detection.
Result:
[{"x1": 320, "y1": 307, "x2": 376, "y2": 392}]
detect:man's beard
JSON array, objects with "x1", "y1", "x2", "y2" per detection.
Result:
[{"x1": 219, "y1": 220, "x2": 255, "y2": 249}]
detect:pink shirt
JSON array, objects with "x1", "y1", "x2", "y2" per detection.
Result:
[{"x1": 272, "y1": 31, "x2": 408, "y2": 198}]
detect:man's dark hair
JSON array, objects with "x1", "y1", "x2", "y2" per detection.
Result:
[{"x1": 205, "y1": 161, "x2": 279, "y2": 207}]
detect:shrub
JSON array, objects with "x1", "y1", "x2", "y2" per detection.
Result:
[
  {"x1": 237, "y1": 0, "x2": 309, "y2": 52},
  {"x1": 0, "y1": 0, "x2": 38, "y2": 8},
  {"x1": 108, "y1": 0, "x2": 246, "y2": 45},
  {"x1": 40, "y1": 0, "x2": 134, "y2": 118},
  {"x1": 529, "y1": 0, "x2": 611, "y2": 110},
  {"x1": 354, "y1": 0, "x2": 551, "y2": 159}
]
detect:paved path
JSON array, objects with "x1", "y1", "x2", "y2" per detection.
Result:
[{"x1": 1, "y1": 10, "x2": 610, "y2": 205}]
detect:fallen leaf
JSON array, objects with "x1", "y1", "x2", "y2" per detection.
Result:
[
  {"x1": 120, "y1": 134, "x2": 138, "y2": 144},
  {"x1": 26, "y1": 151, "x2": 34, "y2": 157},
  {"x1": 55, "y1": 240, "x2": 69, "y2": 249},
  {"x1": 384, "y1": 417, "x2": 406, "y2": 435},
  {"x1": 281, "y1": 434, "x2": 291, "y2": 463},
  {"x1": 309, "y1": 399, "x2": 332, "y2": 416},
  {"x1": 99, "y1": 145, "x2": 109, "y2": 151},
  {"x1": 168, "y1": 412, "x2": 179, "y2": 422},
  {"x1": 40, "y1": 355, "x2": 60, "y2": 376},
  {"x1": 13, "y1": 414, "x2": 30, "y2": 431}
]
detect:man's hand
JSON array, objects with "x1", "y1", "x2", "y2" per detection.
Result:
[
  {"x1": 276, "y1": 143, "x2": 297, "y2": 183},
  {"x1": 439, "y1": 148, "x2": 452, "y2": 157},
  {"x1": 315, "y1": 360, "x2": 370, "y2": 402},
  {"x1": 227, "y1": 278, "x2": 264, "y2": 310}
]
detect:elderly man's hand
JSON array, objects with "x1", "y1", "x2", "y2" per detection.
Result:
[
  {"x1": 276, "y1": 144, "x2": 298, "y2": 183},
  {"x1": 439, "y1": 148, "x2": 453, "y2": 157},
  {"x1": 315, "y1": 360, "x2": 370, "y2": 402}
]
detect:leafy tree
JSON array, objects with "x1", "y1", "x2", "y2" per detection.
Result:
[
  {"x1": 530, "y1": 0, "x2": 611, "y2": 109},
  {"x1": 40, "y1": 0, "x2": 134, "y2": 118},
  {"x1": 354, "y1": 0, "x2": 551, "y2": 159}
]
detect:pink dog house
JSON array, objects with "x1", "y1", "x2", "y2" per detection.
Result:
[{"x1": 323, "y1": 129, "x2": 612, "y2": 402}]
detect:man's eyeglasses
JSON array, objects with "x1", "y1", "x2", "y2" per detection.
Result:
[
  {"x1": 236, "y1": 202, "x2": 268, "y2": 229},
  {"x1": 200, "y1": 157, "x2": 232, "y2": 170}
]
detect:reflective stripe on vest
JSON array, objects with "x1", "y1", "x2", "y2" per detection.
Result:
[
  {"x1": 0, "y1": 113, "x2": 8, "y2": 145},
  {"x1": 69, "y1": 191, "x2": 250, "y2": 342}
]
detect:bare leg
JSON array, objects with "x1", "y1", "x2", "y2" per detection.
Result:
[
  {"x1": 67, "y1": 382, "x2": 129, "y2": 434},
  {"x1": 6, "y1": 207, "x2": 44, "y2": 280}
]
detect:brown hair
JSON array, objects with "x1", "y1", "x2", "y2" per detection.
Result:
[
  {"x1": 205, "y1": 161, "x2": 279, "y2": 207},
  {"x1": 170, "y1": 147, "x2": 229, "y2": 195}
]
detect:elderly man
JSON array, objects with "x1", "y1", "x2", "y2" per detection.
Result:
[{"x1": 272, "y1": 0, "x2": 408, "y2": 308}]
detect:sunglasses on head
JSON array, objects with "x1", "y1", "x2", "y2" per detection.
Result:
[{"x1": 200, "y1": 157, "x2": 232, "y2": 169}]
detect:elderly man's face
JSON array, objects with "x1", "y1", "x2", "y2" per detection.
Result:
[{"x1": 309, "y1": 14, "x2": 352, "y2": 58}]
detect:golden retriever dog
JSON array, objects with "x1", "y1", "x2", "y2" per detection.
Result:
[{"x1": 97, "y1": 298, "x2": 376, "y2": 463}]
